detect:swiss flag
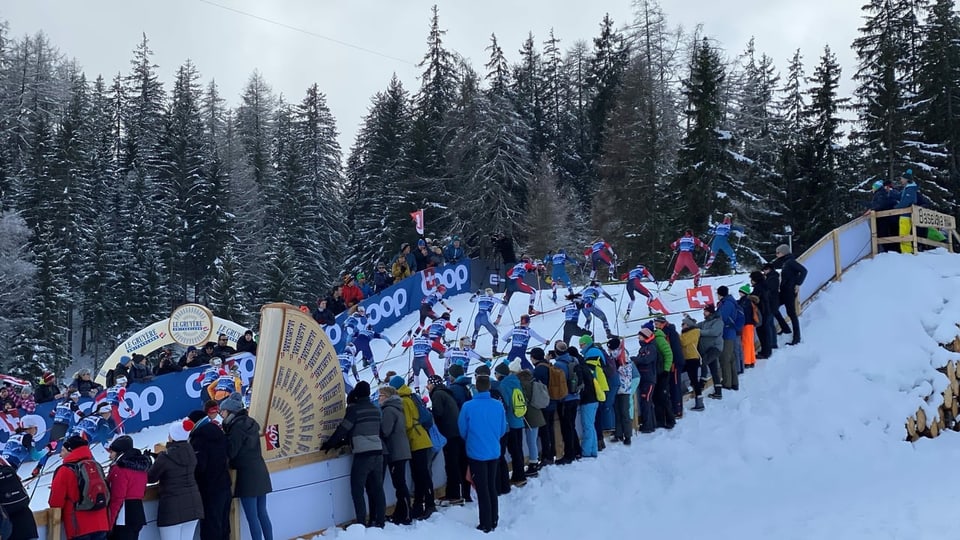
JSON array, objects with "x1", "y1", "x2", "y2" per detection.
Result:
[
  {"x1": 648, "y1": 297, "x2": 671, "y2": 315},
  {"x1": 410, "y1": 209, "x2": 424, "y2": 235},
  {"x1": 686, "y1": 286, "x2": 715, "y2": 309}
]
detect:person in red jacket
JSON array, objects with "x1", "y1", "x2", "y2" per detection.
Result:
[
  {"x1": 341, "y1": 274, "x2": 365, "y2": 310},
  {"x1": 49, "y1": 436, "x2": 110, "y2": 540},
  {"x1": 106, "y1": 435, "x2": 151, "y2": 540}
]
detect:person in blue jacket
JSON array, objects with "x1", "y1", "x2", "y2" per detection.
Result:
[
  {"x1": 704, "y1": 213, "x2": 744, "y2": 273},
  {"x1": 895, "y1": 169, "x2": 919, "y2": 253},
  {"x1": 717, "y1": 286, "x2": 740, "y2": 391},
  {"x1": 443, "y1": 236, "x2": 468, "y2": 264},
  {"x1": 457, "y1": 374, "x2": 507, "y2": 533},
  {"x1": 545, "y1": 249, "x2": 577, "y2": 302}
]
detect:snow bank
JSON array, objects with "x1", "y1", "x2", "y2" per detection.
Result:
[{"x1": 313, "y1": 251, "x2": 960, "y2": 539}]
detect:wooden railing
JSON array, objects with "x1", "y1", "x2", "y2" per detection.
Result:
[{"x1": 870, "y1": 205, "x2": 957, "y2": 255}]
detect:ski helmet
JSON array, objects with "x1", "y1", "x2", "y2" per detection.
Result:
[
  {"x1": 115, "y1": 375, "x2": 128, "y2": 385},
  {"x1": 436, "y1": 284, "x2": 447, "y2": 293},
  {"x1": 441, "y1": 312, "x2": 451, "y2": 320}
]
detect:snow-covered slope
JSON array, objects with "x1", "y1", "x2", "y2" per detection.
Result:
[{"x1": 313, "y1": 251, "x2": 960, "y2": 539}]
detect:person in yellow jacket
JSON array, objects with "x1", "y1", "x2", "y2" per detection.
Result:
[
  {"x1": 388, "y1": 376, "x2": 435, "y2": 520},
  {"x1": 680, "y1": 316, "x2": 704, "y2": 411}
]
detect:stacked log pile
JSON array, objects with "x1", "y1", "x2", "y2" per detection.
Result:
[{"x1": 906, "y1": 335, "x2": 960, "y2": 441}]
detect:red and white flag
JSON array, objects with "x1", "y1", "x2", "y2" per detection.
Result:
[
  {"x1": 410, "y1": 209, "x2": 424, "y2": 235},
  {"x1": 686, "y1": 286, "x2": 715, "y2": 309},
  {"x1": 648, "y1": 297, "x2": 671, "y2": 315}
]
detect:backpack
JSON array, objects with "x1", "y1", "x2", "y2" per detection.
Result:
[
  {"x1": 511, "y1": 387, "x2": 527, "y2": 419},
  {"x1": 546, "y1": 365, "x2": 569, "y2": 399},
  {"x1": 64, "y1": 460, "x2": 110, "y2": 511},
  {"x1": 750, "y1": 298, "x2": 761, "y2": 327},
  {"x1": 530, "y1": 380, "x2": 550, "y2": 409},
  {"x1": 565, "y1": 360, "x2": 585, "y2": 394},
  {"x1": 408, "y1": 394, "x2": 434, "y2": 431}
]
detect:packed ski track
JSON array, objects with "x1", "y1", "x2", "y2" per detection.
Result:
[{"x1": 26, "y1": 255, "x2": 960, "y2": 540}]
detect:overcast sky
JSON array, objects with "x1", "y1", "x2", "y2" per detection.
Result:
[{"x1": 3, "y1": 0, "x2": 864, "y2": 151}]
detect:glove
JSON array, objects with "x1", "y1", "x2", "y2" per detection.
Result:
[
  {"x1": 406, "y1": 330, "x2": 412, "y2": 336},
  {"x1": 456, "y1": 318, "x2": 462, "y2": 324},
  {"x1": 446, "y1": 307, "x2": 452, "y2": 313}
]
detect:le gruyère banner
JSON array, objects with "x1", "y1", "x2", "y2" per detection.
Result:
[{"x1": 250, "y1": 303, "x2": 345, "y2": 461}]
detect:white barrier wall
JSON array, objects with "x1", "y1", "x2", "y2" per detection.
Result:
[{"x1": 798, "y1": 217, "x2": 873, "y2": 307}]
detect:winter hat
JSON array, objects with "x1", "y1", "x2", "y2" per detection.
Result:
[
  {"x1": 203, "y1": 399, "x2": 220, "y2": 414},
  {"x1": 417, "y1": 239, "x2": 426, "y2": 247},
  {"x1": 529, "y1": 347, "x2": 545, "y2": 362},
  {"x1": 607, "y1": 338, "x2": 621, "y2": 350},
  {"x1": 775, "y1": 244, "x2": 790, "y2": 257},
  {"x1": 579, "y1": 335, "x2": 594, "y2": 348},
  {"x1": 902, "y1": 168, "x2": 913, "y2": 180},
  {"x1": 508, "y1": 359, "x2": 523, "y2": 373},
  {"x1": 354, "y1": 380, "x2": 371, "y2": 399},
  {"x1": 739, "y1": 284, "x2": 752, "y2": 295},
  {"x1": 63, "y1": 435, "x2": 88, "y2": 452},
  {"x1": 642, "y1": 321, "x2": 655, "y2": 331},
  {"x1": 187, "y1": 410, "x2": 207, "y2": 423},
  {"x1": 749, "y1": 271, "x2": 765, "y2": 284},
  {"x1": 356, "y1": 272, "x2": 365, "y2": 280},
  {"x1": 108, "y1": 435, "x2": 134, "y2": 455},
  {"x1": 427, "y1": 375, "x2": 444, "y2": 388},
  {"x1": 474, "y1": 364, "x2": 492, "y2": 377},
  {"x1": 554, "y1": 341, "x2": 568, "y2": 353},
  {"x1": 219, "y1": 392, "x2": 245, "y2": 413},
  {"x1": 42, "y1": 371, "x2": 56, "y2": 385},
  {"x1": 169, "y1": 418, "x2": 195, "y2": 442},
  {"x1": 638, "y1": 328, "x2": 655, "y2": 343},
  {"x1": 653, "y1": 316, "x2": 668, "y2": 325},
  {"x1": 186, "y1": 345, "x2": 197, "y2": 353},
  {"x1": 761, "y1": 263, "x2": 775, "y2": 272},
  {"x1": 389, "y1": 375, "x2": 406, "y2": 389},
  {"x1": 682, "y1": 315, "x2": 697, "y2": 329},
  {"x1": 871, "y1": 180, "x2": 883, "y2": 191},
  {"x1": 704, "y1": 303, "x2": 717, "y2": 314},
  {"x1": 716, "y1": 285, "x2": 729, "y2": 297},
  {"x1": 448, "y1": 364, "x2": 465, "y2": 378},
  {"x1": 119, "y1": 356, "x2": 131, "y2": 366},
  {"x1": 494, "y1": 361, "x2": 511, "y2": 377}
]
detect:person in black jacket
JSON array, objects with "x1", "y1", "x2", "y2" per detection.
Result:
[
  {"x1": 35, "y1": 371, "x2": 60, "y2": 404},
  {"x1": 0, "y1": 456, "x2": 37, "y2": 540},
  {"x1": 148, "y1": 419, "x2": 204, "y2": 540},
  {"x1": 219, "y1": 393, "x2": 273, "y2": 540},
  {"x1": 427, "y1": 375, "x2": 467, "y2": 505},
  {"x1": 236, "y1": 331, "x2": 257, "y2": 355},
  {"x1": 772, "y1": 245, "x2": 808, "y2": 345},
  {"x1": 312, "y1": 299, "x2": 336, "y2": 327},
  {"x1": 188, "y1": 407, "x2": 232, "y2": 540},
  {"x1": 750, "y1": 271, "x2": 773, "y2": 359},
  {"x1": 760, "y1": 264, "x2": 781, "y2": 352},
  {"x1": 320, "y1": 381, "x2": 385, "y2": 528},
  {"x1": 213, "y1": 335, "x2": 236, "y2": 359}
]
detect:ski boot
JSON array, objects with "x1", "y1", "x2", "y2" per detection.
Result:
[
  {"x1": 528, "y1": 305, "x2": 537, "y2": 316},
  {"x1": 605, "y1": 327, "x2": 614, "y2": 339},
  {"x1": 663, "y1": 283, "x2": 672, "y2": 291},
  {"x1": 623, "y1": 310, "x2": 631, "y2": 322}
]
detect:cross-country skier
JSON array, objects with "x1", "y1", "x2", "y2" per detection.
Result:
[
  {"x1": 582, "y1": 280, "x2": 616, "y2": 339},
  {"x1": 69, "y1": 402, "x2": 116, "y2": 445},
  {"x1": 445, "y1": 337, "x2": 486, "y2": 374},
  {"x1": 103, "y1": 375, "x2": 132, "y2": 431},
  {"x1": 338, "y1": 342, "x2": 362, "y2": 385},
  {"x1": 496, "y1": 257, "x2": 543, "y2": 324},
  {"x1": 417, "y1": 284, "x2": 452, "y2": 333},
  {"x1": 469, "y1": 288, "x2": 500, "y2": 356},
  {"x1": 545, "y1": 249, "x2": 577, "y2": 302},
  {"x1": 212, "y1": 365, "x2": 242, "y2": 401},
  {"x1": 47, "y1": 390, "x2": 81, "y2": 445},
  {"x1": 585, "y1": 239, "x2": 617, "y2": 281},
  {"x1": 561, "y1": 293, "x2": 590, "y2": 345},
  {"x1": 501, "y1": 314, "x2": 548, "y2": 370},
  {"x1": 621, "y1": 263, "x2": 657, "y2": 320},
  {"x1": 666, "y1": 229, "x2": 711, "y2": 290},
  {"x1": 427, "y1": 313, "x2": 461, "y2": 358},
  {"x1": 704, "y1": 213, "x2": 744, "y2": 273},
  {"x1": 1, "y1": 415, "x2": 45, "y2": 469},
  {"x1": 196, "y1": 358, "x2": 223, "y2": 403},
  {"x1": 401, "y1": 330, "x2": 438, "y2": 392},
  {"x1": 345, "y1": 306, "x2": 394, "y2": 374}
]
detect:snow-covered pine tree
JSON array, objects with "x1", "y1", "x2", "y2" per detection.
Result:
[
  {"x1": 207, "y1": 244, "x2": 247, "y2": 325},
  {"x1": 794, "y1": 45, "x2": 851, "y2": 248},
  {"x1": 295, "y1": 83, "x2": 345, "y2": 289},
  {"x1": 586, "y1": 14, "x2": 630, "y2": 173},
  {"x1": 407, "y1": 5, "x2": 458, "y2": 235},
  {"x1": 915, "y1": 0, "x2": 960, "y2": 215},
  {"x1": 156, "y1": 60, "x2": 208, "y2": 303},
  {"x1": 258, "y1": 234, "x2": 304, "y2": 305},
  {"x1": 512, "y1": 32, "x2": 546, "y2": 169},
  {"x1": 445, "y1": 65, "x2": 532, "y2": 243},
  {"x1": 17, "y1": 224, "x2": 70, "y2": 378},
  {"x1": 562, "y1": 40, "x2": 595, "y2": 206},
  {"x1": 0, "y1": 212, "x2": 36, "y2": 372},
  {"x1": 343, "y1": 75, "x2": 412, "y2": 271},
  {"x1": 485, "y1": 34, "x2": 510, "y2": 98}
]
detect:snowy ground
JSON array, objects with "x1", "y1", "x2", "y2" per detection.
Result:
[
  {"x1": 312, "y1": 251, "x2": 960, "y2": 539},
  {"x1": 30, "y1": 253, "x2": 960, "y2": 540}
]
